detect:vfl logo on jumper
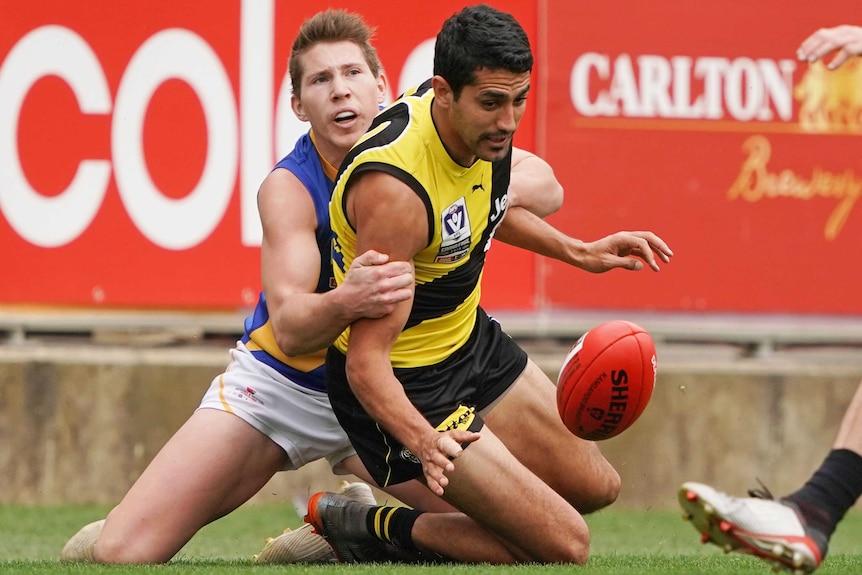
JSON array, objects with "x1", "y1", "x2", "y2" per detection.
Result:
[{"x1": 435, "y1": 197, "x2": 471, "y2": 264}]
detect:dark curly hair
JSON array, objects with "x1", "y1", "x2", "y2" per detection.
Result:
[{"x1": 433, "y1": 4, "x2": 533, "y2": 99}]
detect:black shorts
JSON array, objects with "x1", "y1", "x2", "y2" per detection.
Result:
[{"x1": 326, "y1": 307, "x2": 528, "y2": 487}]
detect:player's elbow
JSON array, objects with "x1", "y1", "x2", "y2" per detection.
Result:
[
  {"x1": 344, "y1": 353, "x2": 381, "y2": 398},
  {"x1": 272, "y1": 325, "x2": 309, "y2": 357},
  {"x1": 542, "y1": 181, "x2": 564, "y2": 217},
  {"x1": 274, "y1": 335, "x2": 301, "y2": 357},
  {"x1": 344, "y1": 354, "x2": 367, "y2": 388}
]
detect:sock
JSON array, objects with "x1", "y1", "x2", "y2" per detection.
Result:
[
  {"x1": 785, "y1": 448, "x2": 862, "y2": 537},
  {"x1": 365, "y1": 506, "x2": 422, "y2": 550}
]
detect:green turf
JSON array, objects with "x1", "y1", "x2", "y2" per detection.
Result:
[{"x1": 2, "y1": 503, "x2": 861, "y2": 574}]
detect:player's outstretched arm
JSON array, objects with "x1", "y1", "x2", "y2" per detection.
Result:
[
  {"x1": 509, "y1": 147, "x2": 564, "y2": 218},
  {"x1": 494, "y1": 206, "x2": 673, "y2": 272},
  {"x1": 797, "y1": 25, "x2": 862, "y2": 69},
  {"x1": 576, "y1": 230, "x2": 673, "y2": 272},
  {"x1": 258, "y1": 169, "x2": 413, "y2": 356}
]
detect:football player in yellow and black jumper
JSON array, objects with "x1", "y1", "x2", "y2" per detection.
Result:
[{"x1": 306, "y1": 4, "x2": 674, "y2": 565}]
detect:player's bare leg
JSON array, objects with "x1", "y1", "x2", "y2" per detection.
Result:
[
  {"x1": 417, "y1": 424, "x2": 590, "y2": 562},
  {"x1": 484, "y1": 359, "x2": 621, "y2": 513},
  {"x1": 339, "y1": 455, "x2": 456, "y2": 513},
  {"x1": 307, "y1": 423, "x2": 591, "y2": 563},
  {"x1": 94, "y1": 408, "x2": 286, "y2": 563},
  {"x1": 833, "y1": 382, "x2": 862, "y2": 453}
]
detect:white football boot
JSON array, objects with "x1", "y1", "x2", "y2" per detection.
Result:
[
  {"x1": 679, "y1": 482, "x2": 827, "y2": 574},
  {"x1": 254, "y1": 481, "x2": 377, "y2": 564}
]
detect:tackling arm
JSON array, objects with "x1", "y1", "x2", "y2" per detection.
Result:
[{"x1": 258, "y1": 169, "x2": 412, "y2": 356}]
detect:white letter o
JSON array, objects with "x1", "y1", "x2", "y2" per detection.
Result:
[{"x1": 113, "y1": 29, "x2": 237, "y2": 250}]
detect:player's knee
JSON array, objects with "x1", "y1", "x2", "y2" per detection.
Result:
[
  {"x1": 544, "y1": 526, "x2": 590, "y2": 564},
  {"x1": 601, "y1": 465, "x2": 622, "y2": 506},
  {"x1": 92, "y1": 531, "x2": 128, "y2": 564},
  {"x1": 93, "y1": 512, "x2": 169, "y2": 564},
  {"x1": 558, "y1": 540, "x2": 591, "y2": 565},
  {"x1": 94, "y1": 537, "x2": 167, "y2": 565},
  {"x1": 578, "y1": 465, "x2": 621, "y2": 514}
]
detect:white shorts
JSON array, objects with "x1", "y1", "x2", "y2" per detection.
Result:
[{"x1": 197, "y1": 341, "x2": 355, "y2": 471}]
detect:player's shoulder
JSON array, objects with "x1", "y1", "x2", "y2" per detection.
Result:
[
  {"x1": 398, "y1": 78, "x2": 433, "y2": 99},
  {"x1": 259, "y1": 167, "x2": 308, "y2": 203}
]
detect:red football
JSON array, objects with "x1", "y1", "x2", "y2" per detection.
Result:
[{"x1": 556, "y1": 320, "x2": 657, "y2": 441}]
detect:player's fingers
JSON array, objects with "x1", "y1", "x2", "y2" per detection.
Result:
[
  {"x1": 436, "y1": 435, "x2": 461, "y2": 459},
  {"x1": 608, "y1": 257, "x2": 642, "y2": 272},
  {"x1": 386, "y1": 286, "x2": 414, "y2": 304},
  {"x1": 423, "y1": 459, "x2": 452, "y2": 495},
  {"x1": 425, "y1": 475, "x2": 445, "y2": 496},
  {"x1": 631, "y1": 231, "x2": 674, "y2": 261},
  {"x1": 378, "y1": 259, "x2": 414, "y2": 278},
  {"x1": 798, "y1": 30, "x2": 836, "y2": 61},
  {"x1": 627, "y1": 238, "x2": 660, "y2": 271},
  {"x1": 828, "y1": 49, "x2": 852, "y2": 69},
  {"x1": 797, "y1": 29, "x2": 826, "y2": 55},
  {"x1": 353, "y1": 249, "x2": 389, "y2": 267}
]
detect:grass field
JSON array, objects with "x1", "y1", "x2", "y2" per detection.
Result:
[{"x1": 2, "y1": 503, "x2": 861, "y2": 574}]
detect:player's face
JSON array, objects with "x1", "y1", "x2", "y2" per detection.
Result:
[
  {"x1": 444, "y1": 68, "x2": 530, "y2": 165},
  {"x1": 292, "y1": 41, "x2": 387, "y2": 165}
]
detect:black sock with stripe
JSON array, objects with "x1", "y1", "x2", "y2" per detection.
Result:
[
  {"x1": 365, "y1": 506, "x2": 423, "y2": 550},
  {"x1": 785, "y1": 448, "x2": 862, "y2": 537}
]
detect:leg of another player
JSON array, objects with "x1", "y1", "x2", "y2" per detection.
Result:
[
  {"x1": 483, "y1": 359, "x2": 621, "y2": 513},
  {"x1": 783, "y1": 380, "x2": 862, "y2": 539},
  {"x1": 832, "y1": 380, "x2": 862, "y2": 453},
  {"x1": 95, "y1": 408, "x2": 286, "y2": 563},
  {"x1": 416, "y1": 424, "x2": 590, "y2": 563},
  {"x1": 338, "y1": 455, "x2": 457, "y2": 513}
]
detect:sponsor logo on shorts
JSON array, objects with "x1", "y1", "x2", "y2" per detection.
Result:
[
  {"x1": 435, "y1": 405, "x2": 476, "y2": 432},
  {"x1": 231, "y1": 385, "x2": 264, "y2": 405},
  {"x1": 398, "y1": 406, "x2": 476, "y2": 464},
  {"x1": 399, "y1": 447, "x2": 420, "y2": 464}
]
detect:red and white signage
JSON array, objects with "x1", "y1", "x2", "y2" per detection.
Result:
[
  {"x1": 2, "y1": 0, "x2": 860, "y2": 315},
  {"x1": 0, "y1": 0, "x2": 535, "y2": 309},
  {"x1": 538, "y1": 0, "x2": 862, "y2": 314}
]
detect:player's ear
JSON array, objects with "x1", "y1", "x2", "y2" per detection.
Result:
[
  {"x1": 291, "y1": 93, "x2": 308, "y2": 122},
  {"x1": 431, "y1": 75, "x2": 453, "y2": 109},
  {"x1": 376, "y1": 71, "x2": 389, "y2": 105}
]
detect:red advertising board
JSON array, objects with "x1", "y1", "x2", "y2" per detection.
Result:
[
  {"x1": 2, "y1": 0, "x2": 861, "y2": 315},
  {"x1": 539, "y1": 0, "x2": 862, "y2": 314},
  {"x1": 0, "y1": 0, "x2": 536, "y2": 310}
]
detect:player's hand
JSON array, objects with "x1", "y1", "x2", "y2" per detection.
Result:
[
  {"x1": 341, "y1": 250, "x2": 413, "y2": 319},
  {"x1": 419, "y1": 429, "x2": 480, "y2": 496},
  {"x1": 797, "y1": 25, "x2": 862, "y2": 69},
  {"x1": 579, "y1": 231, "x2": 673, "y2": 273}
]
